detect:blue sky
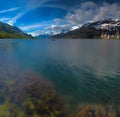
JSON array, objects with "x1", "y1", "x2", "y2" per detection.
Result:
[{"x1": 0, "y1": 0, "x2": 120, "y2": 35}]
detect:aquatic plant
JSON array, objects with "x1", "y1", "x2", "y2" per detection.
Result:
[
  {"x1": 70, "y1": 105, "x2": 116, "y2": 117},
  {"x1": 8, "y1": 72, "x2": 65, "y2": 117},
  {"x1": 0, "y1": 72, "x2": 120, "y2": 117}
]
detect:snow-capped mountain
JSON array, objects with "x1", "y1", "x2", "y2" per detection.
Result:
[
  {"x1": 83, "y1": 18, "x2": 120, "y2": 29},
  {"x1": 51, "y1": 19, "x2": 120, "y2": 39},
  {"x1": 82, "y1": 19, "x2": 120, "y2": 39}
]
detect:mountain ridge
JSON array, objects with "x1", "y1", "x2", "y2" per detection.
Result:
[
  {"x1": 51, "y1": 19, "x2": 120, "y2": 39},
  {"x1": 0, "y1": 22, "x2": 34, "y2": 39}
]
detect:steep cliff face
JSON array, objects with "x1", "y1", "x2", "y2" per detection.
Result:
[
  {"x1": 83, "y1": 19, "x2": 120, "y2": 39},
  {"x1": 99, "y1": 21, "x2": 120, "y2": 39},
  {"x1": 100, "y1": 31, "x2": 120, "y2": 39}
]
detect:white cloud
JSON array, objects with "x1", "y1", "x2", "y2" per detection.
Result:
[
  {"x1": 81, "y1": 1, "x2": 96, "y2": 9},
  {"x1": 26, "y1": 24, "x2": 71, "y2": 36},
  {"x1": 0, "y1": 7, "x2": 19, "y2": 14},
  {"x1": 19, "y1": 23, "x2": 42, "y2": 31},
  {"x1": 45, "y1": 24, "x2": 70, "y2": 32},
  {"x1": 0, "y1": 17, "x2": 15, "y2": 26},
  {"x1": 22, "y1": 20, "x2": 81, "y2": 36},
  {"x1": 30, "y1": 30, "x2": 50, "y2": 36},
  {"x1": 0, "y1": 7, "x2": 19, "y2": 25},
  {"x1": 21, "y1": 22, "x2": 82, "y2": 36},
  {"x1": 28, "y1": 32, "x2": 39, "y2": 37},
  {"x1": 54, "y1": 18, "x2": 65, "y2": 24},
  {"x1": 65, "y1": 2, "x2": 120, "y2": 24},
  {"x1": 7, "y1": 20, "x2": 16, "y2": 26},
  {"x1": 94, "y1": 3, "x2": 120, "y2": 21},
  {"x1": 70, "y1": 25, "x2": 81, "y2": 31},
  {"x1": 0, "y1": 18, "x2": 11, "y2": 22}
]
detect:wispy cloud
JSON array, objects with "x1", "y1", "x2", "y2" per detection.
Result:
[
  {"x1": 0, "y1": 17, "x2": 11, "y2": 22},
  {"x1": 19, "y1": 22, "x2": 52, "y2": 36},
  {"x1": 26, "y1": 0, "x2": 56, "y2": 9},
  {"x1": 11, "y1": 0, "x2": 58, "y2": 25},
  {"x1": 0, "y1": 17, "x2": 15, "y2": 26},
  {"x1": 10, "y1": 0, "x2": 71, "y2": 26},
  {"x1": 19, "y1": 23, "x2": 42, "y2": 31},
  {"x1": 0, "y1": 7, "x2": 19, "y2": 14},
  {"x1": 45, "y1": 24, "x2": 70, "y2": 31},
  {"x1": 0, "y1": 7, "x2": 19, "y2": 25},
  {"x1": 54, "y1": 18, "x2": 64, "y2": 24},
  {"x1": 40, "y1": 4, "x2": 70, "y2": 11}
]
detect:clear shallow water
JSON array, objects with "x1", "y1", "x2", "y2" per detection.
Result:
[{"x1": 0, "y1": 39, "x2": 120, "y2": 115}]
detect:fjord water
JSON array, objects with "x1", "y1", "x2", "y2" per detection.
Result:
[{"x1": 0, "y1": 39, "x2": 120, "y2": 113}]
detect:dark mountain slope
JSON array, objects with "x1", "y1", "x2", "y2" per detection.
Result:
[
  {"x1": 51, "y1": 19, "x2": 120, "y2": 39},
  {"x1": 0, "y1": 22, "x2": 33, "y2": 39},
  {"x1": 52, "y1": 27, "x2": 101, "y2": 39}
]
